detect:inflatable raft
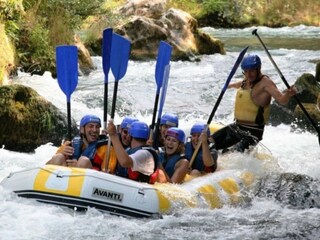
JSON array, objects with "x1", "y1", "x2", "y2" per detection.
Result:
[{"x1": 0, "y1": 161, "x2": 260, "y2": 218}]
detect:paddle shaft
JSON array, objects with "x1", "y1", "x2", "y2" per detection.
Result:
[
  {"x1": 67, "y1": 94, "x2": 74, "y2": 140},
  {"x1": 104, "y1": 79, "x2": 119, "y2": 171},
  {"x1": 150, "y1": 42, "x2": 173, "y2": 140},
  {"x1": 110, "y1": 81, "x2": 119, "y2": 119},
  {"x1": 103, "y1": 83, "x2": 108, "y2": 128},
  {"x1": 150, "y1": 93, "x2": 160, "y2": 131},
  {"x1": 149, "y1": 93, "x2": 160, "y2": 143},
  {"x1": 189, "y1": 46, "x2": 249, "y2": 168},
  {"x1": 101, "y1": 28, "x2": 113, "y2": 171},
  {"x1": 252, "y1": 29, "x2": 320, "y2": 144},
  {"x1": 153, "y1": 64, "x2": 171, "y2": 149},
  {"x1": 104, "y1": 34, "x2": 131, "y2": 171}
]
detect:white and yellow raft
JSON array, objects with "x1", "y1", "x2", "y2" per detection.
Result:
[{"x1": 0, "y1": 164, "x2": 257, "y2": 218}]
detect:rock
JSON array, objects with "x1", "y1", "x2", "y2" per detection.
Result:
[
  {"x1": 119, "y1": 0, "x2": 166, "y2": 19},
  {"x1": 316, "y1": 61, "x2": 320, "y2": 83},
  {"x1": 293, "y1": 103, "x2": 320, "y2": 132},
  {"x1": 269, "y1": 102, "x2": 294, "y2": 126},
  {"x1": 0, "y1": 85, "x2": 77, "y2": 152},
  {"x1": 114, "y1": 0, "x2": 224, "y2": 60},
  {"x1": 269, "y1": 71, "x2": 320, "y2": 132},
  {"x1": 74, "y1": 35, "x2": 96, "y2": 75},
  {"x1": 255, "y1": 173, "x2": 320, "y2": 209}
]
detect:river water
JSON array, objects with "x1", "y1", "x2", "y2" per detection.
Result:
[{"x1": 0, "y1": 26, "x2": 319, "y2": 239}]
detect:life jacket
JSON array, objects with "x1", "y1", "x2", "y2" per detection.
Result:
[
  {"x1": 115, "y1": 162, "x2": 128, "y2": 178},
  {"x1": 81, "y1": 139, "x2": 117, "y2": 172},
  {"x1": 115, "y1": 143, "x2": 130, "y2": 178},
  {"x1": 234, "y1": 77, "x2": 270, "y2": 125},
  {"x1": 159, "y1": 152, "x2": 184, "y2": 178},
  {"x1": 185, "y1": 142, "x2": 204, "y2": 171},
  {"x1": 127, "y1": 145, "x2": 159, "y2": 184},
  {"x1": 185, "y1": 142, "x2": 216, "y2": 173},
  {"x1": 126, "y1": 145, "x2": 159, "y2": 184}
]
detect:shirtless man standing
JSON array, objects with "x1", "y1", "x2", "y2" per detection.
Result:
[{"x1": 211, "y1": 54, "x2": 297, "y2": 152}]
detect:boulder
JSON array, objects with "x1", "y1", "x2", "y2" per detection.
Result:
[
  {"x1": 114, "y1": 0, "x2": 224, "y2": 60},
  {"x1": 119, "y1": 0, "x2": 166, "y2": 19},
  {"x1": 316, "y1": 61, "x2": 320, "y2": 83},
  {"x1": 0, "y1": 84, "x2": 77, "y2": 152},
  {"x1": 269, "y1": 71, "x2": 320, "y2": 132},
  {"x1": 74, "y1": 35, "x2": 96, "y2": 75},
  {"x1": 293, "y1": 103, "x2": 320, "y2": 132}
]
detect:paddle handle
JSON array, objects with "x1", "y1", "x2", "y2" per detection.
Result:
[{"x1": 252, "y1": 29, "x2": 320, "y2": 144}]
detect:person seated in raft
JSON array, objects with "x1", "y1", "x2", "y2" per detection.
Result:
[
  {"x1": 148, "y1": 112, "x2": 179, "y2": 148},
  {"x1": 118, "y1": 116, "x2": 138, "y2": 149},
  {"x1": 107, "y1": 120, "x2": 159, "y2": 184},
  {"x1": 185, "y1": 123, "x2": 218, "y2": 177},
  {"x1": 157, "y1": 127, "x2": 189, "y2": 184},
  {"x1": 47, "y1": 114, "x2": 117, "y2": 173},
  {"x1": 113, "y1": 116, "x2": 139, "y2": 177},
  {"x1": 211, "y1": 54, "x2": 297, "y2": 153}
]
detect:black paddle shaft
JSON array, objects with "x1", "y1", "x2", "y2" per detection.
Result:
[
  {"x1": 67, "y1": 102, "x2": 72, "y2": 141},
  {"x1": 103, "y1": 83, "x2": 108, "y2": 125},
  {"x1": 110, "y1": 81, "x2": 119, "y2": 119},
  {"x1": 252, "y1": 29, "x2": 320, "y2": 145},
  {"x1": 151, "y1": 94, "x2": 160, "y2": 131}
]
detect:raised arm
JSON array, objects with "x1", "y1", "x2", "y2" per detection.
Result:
[
  {"x1": 107, "y1": 121, "x2": 133, "y2": 168},
  {"x1": 264, "y1": 79, "x2": 297, "y2": 105}
]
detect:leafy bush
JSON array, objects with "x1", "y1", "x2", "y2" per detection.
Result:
[{"x1": 14, "y1": 0, "x2": 105, "y2": 74}]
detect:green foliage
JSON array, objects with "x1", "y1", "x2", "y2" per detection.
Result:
[
  {"x1": 168, "y1": 0, "x2": 318, "y2": 27},
  {"x1": 15, "y1": 0, "x2": 105, "y2": 74},
  {"x1": 202, "y1": 0, "x2": 244, "y2": 25},
  {"x1": 167, "y1": 0, "x2": 202, "y2": 17},
  {"x1": 0, "y1": 0, "x2": 24, "y2": 41}
]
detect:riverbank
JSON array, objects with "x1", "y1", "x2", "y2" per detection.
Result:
[{"x1": 0, "y1": 0, "x2": 319, "y2": 84}]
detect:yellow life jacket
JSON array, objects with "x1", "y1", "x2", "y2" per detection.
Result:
[
  {"x1": 234, "y1": 88, "x2": 270, "y2": 125},
  {"x1": 95, "y1": 144, "x2": 117, "y2": 174}
]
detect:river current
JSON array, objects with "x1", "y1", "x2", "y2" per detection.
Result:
[{"x1": 0, "y1": 26, "x2": 319, "y2": 239}]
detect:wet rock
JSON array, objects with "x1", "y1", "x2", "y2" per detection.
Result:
[
  {"x1": 74, "y1": 35, "x2": 96, "y2": 75},
  {"x1": 0, "y1": 84, "x2": 77, "y2": 152},
  {"x1": 293, "y1": 103, "x2": 320, "y2": 132},
  {"x1": 269, "y1": 70, "x2": 320, "y2": 132},
  {"x1": 255, "y1": 173, "x2": 320, "y2": 209},
  {"x1": 315, "y1": 61, "x2": 320, "y2": 83}
]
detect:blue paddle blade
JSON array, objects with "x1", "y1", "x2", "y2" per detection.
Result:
[
  {"x1": 110, "y1": 33, "x2": 131, "y2": 81},
  {"x1": 158, "y1": 64, "x2": 171, "y2": 118},
  {"x1": 222, "y1": 46, "x2": 249, "y2": 92},
  {"x1": 155, "y1": 41, "x2": 172, "y2": 92},
  {"x1": 102, "y1": 28, "x2": 113, "y2": 82},
  {"x1": 56, "y1": 46, "x2": 78, "y2": 102}
]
